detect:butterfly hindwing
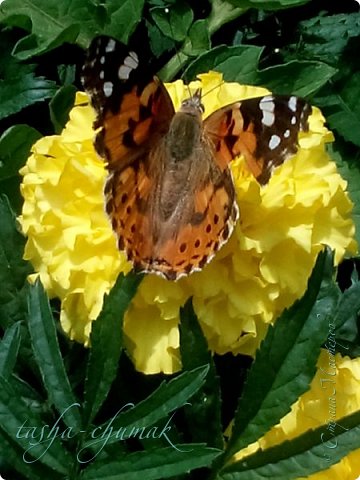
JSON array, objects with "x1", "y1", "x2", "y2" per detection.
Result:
[{"x1": 204, "y1": 95, "x2": 311, "y2": 184}]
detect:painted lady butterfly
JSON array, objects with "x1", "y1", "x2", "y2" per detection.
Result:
[{"x1": 82, "y1": 36, "x2": 311, "y2": 280}]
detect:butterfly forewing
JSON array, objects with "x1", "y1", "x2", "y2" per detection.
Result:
[
  {"x1": 82, "y1": 36, "x2": 175, "y2": 167},
  {"x1": 204, "y1": 95, "x2": 311, "y2": 184}
]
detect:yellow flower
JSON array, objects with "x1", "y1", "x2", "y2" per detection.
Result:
[
  {"x1": 232, "y1": 352, "x2": 360, "y2": 480},
  {"x1": 19, "y1": 72, "x2": 357, "y2": 373}
]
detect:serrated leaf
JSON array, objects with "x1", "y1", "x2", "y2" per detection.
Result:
[
  {"x1": 227, "y1": 0, "x2": 311, "y2": 9},
  {"x1": 327, "y1": 143, "x2": 360, "y2": 248},
  {"x1": 184, "y1": 44, "x2": 263, "y2": 82},
  {"x1": 57, "y1": 64, "x2": 76, "y2": 86},
  {"x1": 0, "y1": 429, "x2": 63, "y2": 480},
  {"x1": 333, "y1": 281, "x2": 360, "y2": 343},
  {"x1": 8, "y1": 374, "x2": 45, "y2": 416},
  {"x1": 220, "y1": 410, "x2": 360, "y2": 480},
  {"x1": 0, "y1": 323, "x2": 21, "y2": 378},
  {"x1": 83, "y1": 365, "x2": 209, "y2": 451},
  {"x1": 49, "y1": 85, "x2": 77, "y2": 134},
  {"x1": 147, "y1": 20, "x2": 174, "y2": 57},
  {"x1": 296, "y1": 12, "x2": 360, "y2": 66},
  {"x1": 179, "y1": 299, "x2": 223, "y2": 449},
  {"x1": 0, "y1": 71, "x2": 57, "y2": 119},
  {"x1": 151, "y1": 3, "x2": 194, "y2": 41},
  {"x1": 104, "y1": 0, "x2": 145, "y2": 41},
  {"x1": 0, "y1": 125, "x2": 41, "y2": 181},
  {"x1": 0, "y1": 0, "x2": 144, "y2": 58},
  {"x1": 184, "y1": 20, "x2": 210, "y2": 56},
  {"x1": 0, "y1": 125, "x2": 41, "y2": 211},
  {"x1": 0, "y1": 197, "x2": 32, "y2": 305},
  {"x1": 0, "y1": 0, "x2": 94, "y2": 57},
  {"x1": 13, "y1": 24, "x2": 80, "y2": 60},
  {"x1": 83, "y1": 273, "x2": 142, "y2": 426},
  {"x1": 81, "y1": 444, "x2": 221, "y2": 480},
  {"x1": 0, "y1": 374, "x2": 71, "y2": 474},
  {"x1": 224, "y1": 248, "x2": 340, "y2": 459},
  {"x1": 256, "y1": 61, "x2": 337, "y2": 96},
  {"x1": 27, "y1": 280, "x2": 81, "y2": 430},
  {"x1": 324, "y1": 72, "x2": 360, "y2": 147}
]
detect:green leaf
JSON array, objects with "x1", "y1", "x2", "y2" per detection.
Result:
[
  {"x1": 49, "y1": 85, "x2": 77, "y2": 134},
  {"x1": 220, "y1": 410, "x2": 360, "y2": 480},
  {"x1": 224, "y1": 248, "x2": 340, "y2": 459},
  {"x1": 0, "y1": 0, "x2": 91, "y2": 57},
  {"x1": 12, "y1": 25, "x2": 80, "y2": 60},
  {"x1": 0, "y1": 323, "x2": 21, "y2": 378},
  {"x1": 184, "y1": 20, "x2": 210, "y2": 56},
  {"x1": 324, "y1": 72, "x2": 360, "y2": 147},
  {"x1": 0, "y1": 374, "x2": 71, "y2": 474},
  {"x1": 332, "y1": 279, "x2": 360, "y2": 355},
  {"x1": 81, "y1": 444, "x2": 222, "y2": 480},
  {"x1": 179, "y1": 299, "x2": 223, "y2": 449},
  {"x1": 83, "y1": 365, "x2": 209, "y2": 450},
  {"x1": 227, "y1": 0, "x2": 311, "y2": 9},
  {"x1": 295, "y1": 12, "x2": 360, "y2": 66},
  {"x1": 186, "y1": 47, "x2": 335, "y2": 96},
  {"x1": 0, "y1": 125, "x2": 41, "y2": 212},
  {"x1": 83, "y1": 273, "x2": 142, "y2": 426},
  {"x1": 327, "y1": 143, "x2": 360, "y2": 249},
  {"x1": 0, "y1": 70, "x2": 57, "y2": 119},
  {"x1": 256, "y1": 61, "x2": 337, "y2": 97},
  {"x1": 151, "y1": 3, "x2": 194, "y2": 41},
  {"x1": 0, "y1": 125, "x2": 41, "y2": 181},
  {"x1": 147, "y1": 20, "x2": 174, "y2": 57},
  {"x1": 0, "y1": 429, "x2": 63, "y2": 480},
  {"x1": 104, "y1": 0, "x2": 145, "y2": 41},
  {"x1": 57, "y1": 64, "x2": 76, "y2": 86},
  {"x1": 8, "y1": 374, "x2": 45, "y2": 416},
  {"x1": 27, "y1": 280, "x2": 81, "y2": 430},
  {"x1": 184, "y1": 44, "x2": 263, "y2": 83},
  {"x1": 0, "y1": 196, "x2": 32, "y2": 308},
  {"x1": 0, "y1": 0, "x2": 144, "y2": 58}
]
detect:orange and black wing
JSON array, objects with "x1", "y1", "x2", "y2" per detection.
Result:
[
  {"x1": 82, "y1": 36, "x2": 175, "y2": 268},
  {"x1": 204, "y1": 95, "x2": 311, "y2": 184}
]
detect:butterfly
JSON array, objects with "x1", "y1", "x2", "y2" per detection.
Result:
[{"x1": 82, "y1": 36, "x2": 311, "y2": 281}]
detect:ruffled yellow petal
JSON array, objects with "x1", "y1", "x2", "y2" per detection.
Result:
[{"x1": 19, "y1": 73, "x2": 357, "y2": 373}]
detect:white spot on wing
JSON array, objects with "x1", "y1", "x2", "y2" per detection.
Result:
[
  {"x1": 288, "y1": 96, "x2": 297, "y2": 112},
  {"x1": 260, "y1": 96, "x2": 275, "y2": 126},
  {"x1": 259, "y1": 96, "x2": 275, "y2": 112},
  {"x1": 262, "y1": 110, "x2": 275, "y2": 126},
  {"x1": 118, "y1": 64, "x2": 132, "y2": 80},
  {"x1": 100, "y1": 70, "x2": 105, "y2": 79},
  {"x1": 105, "y1": 39, "x2": 116, "y2": 52},
  {"x1": 291, "y1": 115, "x2": 297, "y2": 125},
  {"x1": 269, "y1": 134, "x2": 281, "y2": 150},
  {"x1": 100, "y1": 56, "x2": 105, "y2": 64},
  {"x1": 103, "y1": 81, "x2": 113, "y2": 97},
  {"x1": 129, "y1": 50, "x2": 139, "y2": 64},
  {"x1": 284, "y1": 129, "x2": 290, "y2": 138},
  {"x1": 124, "y1": 54, "x2": 138, "y2": 70}
]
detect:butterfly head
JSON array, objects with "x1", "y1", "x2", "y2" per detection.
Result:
[{"x1": 179, "y1": 88, "x2": 204, "y2": 116}]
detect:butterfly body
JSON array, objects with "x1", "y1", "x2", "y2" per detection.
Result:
[{"x1": 82, "y1": 36, "x2": 311, "y2": 280}]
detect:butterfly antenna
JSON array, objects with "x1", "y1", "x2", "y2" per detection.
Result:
[{"x1": 164, "y1": 6, "x2": 192, "y2": 99}]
